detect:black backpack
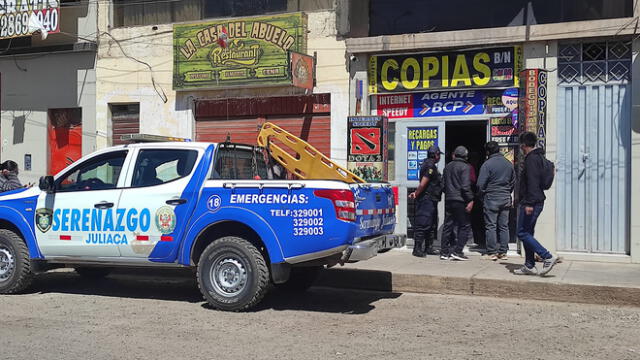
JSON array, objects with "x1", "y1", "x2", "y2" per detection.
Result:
[{"x1": 540, "y1": 155, "x2": 555, "y2": 190}]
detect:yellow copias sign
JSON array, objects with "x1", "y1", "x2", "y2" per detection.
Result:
[{"x1": 368, "y1": 46, "x2": 522, "y2": 94}]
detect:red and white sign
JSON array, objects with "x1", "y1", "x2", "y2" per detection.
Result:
[
  {"x1": 376, "y1": 94, "x2": 413, "y2": 118},
  {"x1": 0, "y1": 0, "x2": 60, "y2": 40}
]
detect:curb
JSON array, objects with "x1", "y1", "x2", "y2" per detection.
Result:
[{"x1": 317, "y1": 268, "x2": 640, "y2": 307}]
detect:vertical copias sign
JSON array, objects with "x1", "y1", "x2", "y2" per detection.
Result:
[
  {"x1": 173, "y1": 13, "x2": 307, "y2": 90},
  {"x1": 0, "y1": 0, "x2": 60, "y2": 39}
]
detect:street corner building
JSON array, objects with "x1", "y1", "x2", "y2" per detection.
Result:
[
  {"x1": 343, "y1": 0, "x2": 640, "y2": 264},
  {"x1": 2, "y1": 0, "x2": 640, "y2": 265}
]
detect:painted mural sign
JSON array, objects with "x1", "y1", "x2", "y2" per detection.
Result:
[
  {"x1": 520, "y1": 69, "x2": 548, "y2": 149},
  {"x1": 375, "y1": 89, "x2": 518, "y2": 119},
  {"x1": 368, "y1": 46, "x2": 522, "y2": 94},
  {"x1": 0, "y1": 0, "x2": 60, "y2": 39},
  {"x1": 407, "y1": 127, "x2": 438, "y2": 181},
  {"x1": 347, "y1": 116, "x2": 388, "y2": 182},
  {"x1": 173, "y1": 12, "x2": 307, "y2": 90}
]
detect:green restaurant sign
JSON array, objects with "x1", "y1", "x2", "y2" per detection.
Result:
[{"x1": 173, "y1": 12, "x2": 307, "y2": 90}]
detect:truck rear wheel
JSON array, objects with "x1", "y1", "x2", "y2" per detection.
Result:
[
  {"x1": 0, "y1": 229, "x2": 33, "y2": 294},
  {"x1": 275, "y1": 266, "x2": 322, "y2": 293},
  {"x1": 197, "y1": 236, "x2": 270, "y2": 311}
]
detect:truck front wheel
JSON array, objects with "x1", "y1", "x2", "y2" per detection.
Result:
[
  {"x1": 0, "y1": 229, "x2": 33, "y2": 294},
  {"x1": 197, "y1": 236, "x2": 270, "y2": 311}
]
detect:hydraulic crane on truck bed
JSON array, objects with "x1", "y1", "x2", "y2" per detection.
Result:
[{"x1": 257, "y1": 122, "x2": 364, "y2": 184}]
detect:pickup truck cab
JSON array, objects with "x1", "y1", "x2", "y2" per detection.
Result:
[{"x1": 0, "y1": 141, "x2": 405, "y2": 310}]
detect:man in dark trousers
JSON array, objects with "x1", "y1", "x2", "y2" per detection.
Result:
[
  {"x1": 477, "y1": 141, "x2": 515, "y2": 260},
  {"x1": 515, "y1": 132, "x2": 558, "y2": 275},
  {"x1": 441, "y1": 146, "x2": 474, "y2": 261},
  {"x1": 409, "y1": 145, "x2": 443, "y2": 257}
]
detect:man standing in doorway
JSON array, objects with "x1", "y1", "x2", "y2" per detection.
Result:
[
  {"x1": 441, "y1": 146, "x2": 474, "y2": 261},
  {"x1": 515, "y1": 132, "x2": 559, "y2": 275},
  {"x1": 477, "y1": 141, "x2": 515, "y2": 261},
  {"x1": 409, "y1": 145, "x2": 443, "y2": 257}
]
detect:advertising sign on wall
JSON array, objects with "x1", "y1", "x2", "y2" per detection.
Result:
[
  {"x1": 347, "y1": 116, "x2": 388, "y2": 182},
  {"x1": 520, "y1": 69, "x2": 548, "y2": 149},
  {"x1": 407, "y1": 127, "x2": 439, "y2": 181},
  {"x1": 375, "y1": 89, "x2": 518, "y2": 119},
  {"x1": 0, "y1": 0, "x2": 60, "y2": 39},
  {"x1": 173, "y1": 12, "x2": 307, "y2": 90},
  {"x1": 368, "y1": 46, "x2": 522, "y2": 94}
]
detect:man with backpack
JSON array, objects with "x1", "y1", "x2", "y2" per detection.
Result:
[{"x1": 515, "y1": 132, "x2": 558, "y2": 276}]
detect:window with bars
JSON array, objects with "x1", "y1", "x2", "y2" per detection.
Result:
[{"x1": 558, "y1": 41, "x2": 632, "y2": 85}]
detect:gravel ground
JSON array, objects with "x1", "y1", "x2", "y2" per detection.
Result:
[{"x1": 1, "y1": 268, "x2": 639, "y2": 360}]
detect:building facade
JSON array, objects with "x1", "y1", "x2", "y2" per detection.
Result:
[
  {"x1": 95, "y1": 0, "x2": 351, "y2": 166},
  {"x1": 0, "y1": 1, "x2": 98, "y2": 185},
  {"x1": 345, "y1": 0, "x2": 640, "y2": 263}
]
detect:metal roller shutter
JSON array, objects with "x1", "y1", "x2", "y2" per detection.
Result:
[{"x1": 195, "y1": 94, "x2": 331, "y2": 155}]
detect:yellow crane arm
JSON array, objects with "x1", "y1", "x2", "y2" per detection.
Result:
[{"x1": 257, "y1": 122, "x2": 364, "y2": 183}]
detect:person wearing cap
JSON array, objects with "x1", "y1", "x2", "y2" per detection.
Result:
[
  {"x1": 477, "y1": 141, "x2": 515, "y2": 261},
  {"x1": 441, "y1": 146, "x2": 475, "y2": 261},
  {"x1": 409, "y1": 145, "x2": 443, "y2": 257}
]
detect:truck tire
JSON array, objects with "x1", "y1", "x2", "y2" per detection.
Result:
[
  {"x1": 275, "y1": 266, "x2": 322, "y2": 293},
  {"x1": 75, "y1": 267, "x2": 112, "y2": 279},
  {"x1": 0, "y1": 229, "x2": 34, "y2": 294},
  {"x1": 197, "y1": 236, "x2": 270, "y2": 311}
]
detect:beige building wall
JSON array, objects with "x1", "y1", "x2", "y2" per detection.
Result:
[{"x1": 95, "y1": 7, "x2": 350, "y2": 164}]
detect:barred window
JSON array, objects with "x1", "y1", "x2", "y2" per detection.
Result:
[{"x1": 558, "y1": 41, "x2": 631, "y2": 85}]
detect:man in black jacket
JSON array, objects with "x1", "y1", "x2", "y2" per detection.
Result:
[
  {"x1": 409, "y1": 145, "x2": 443, "y2": 257},
  {"x1": 441, "y1": 146, "x2": 474, "y2": 261},
  {"x1": 515, "y1": 132, "x2": 558, "y2": 276}
]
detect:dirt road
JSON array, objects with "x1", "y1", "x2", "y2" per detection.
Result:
[{"x1": 1, "y1": 269, "x2": 638, "y2": 360}]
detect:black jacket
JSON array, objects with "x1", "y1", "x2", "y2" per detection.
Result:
[
  {"x1": 443, "y1": 158, "x2": 474, "y2": 203},
  {"x1": 519, "y1": 148, "x2": 547, "y2": 206},
  {"x1": 418, "y1": 158, "x2": 443, "y2": 202}
]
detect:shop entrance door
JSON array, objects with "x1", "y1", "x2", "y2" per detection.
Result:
[{"x1": 394, "y1": 121, "x2": 446, "y2": 238}]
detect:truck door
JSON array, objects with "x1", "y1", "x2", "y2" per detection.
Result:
[
  {"x1": 35, "y1": 150, "x2": 130, "y2": 257},
  {"x1": 116, "y1": 147, "x2": 204, "y2": 261}
]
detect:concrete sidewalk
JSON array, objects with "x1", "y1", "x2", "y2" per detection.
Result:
[{"x1": 317, "y1": 248, "x2": 640, "y2": 307}]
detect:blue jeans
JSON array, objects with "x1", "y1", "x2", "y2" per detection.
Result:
[
  {"x1": 484, "y1": 199, "x2": 510, "y2": 254},
  {"x1": 517, "y1": 204, "x2": 551, "y2": 268}
]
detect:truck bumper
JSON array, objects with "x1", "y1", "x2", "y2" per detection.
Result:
[{"x1": 344, "y1": 234, "x2": 407, "y2": 262}]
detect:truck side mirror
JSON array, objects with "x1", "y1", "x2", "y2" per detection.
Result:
[{"x1": 39, "y1": 176, "x2": 55, "y2": 193}]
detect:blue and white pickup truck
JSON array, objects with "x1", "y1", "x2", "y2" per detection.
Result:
[{"x1": 0, "y1": 141, "x2": 404, "y2": 310}]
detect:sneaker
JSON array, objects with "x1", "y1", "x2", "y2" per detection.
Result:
[
  {"x1": 513, "y1": 265, "x2": 538, "y2": 275},
  {"x1": 498, "y1": 253, "x2": 508, "y2": 260},
  {"x1": 440, "y1": 254, "x2": 450, "y2": 260},
  {"x1": 539, "y1": 255, "x2": 559, "y2": 276},
  {"x1": 490, "y1": 254, "x2": 499, "y2": 261},
  {"x1": 450, "y1": 253, "x2": 469, "y2": 261},
  {"x1": 481, "y1": 254, "x2": 494, "y2": 260},
  {"x1": 412, "y1": 252, "x2": 426, "y2": 258}
]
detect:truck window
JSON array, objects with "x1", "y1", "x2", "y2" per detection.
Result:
[
  {"x1": 56, "y1": 151, "x2": 128, "y2": 192},
  {"x1": 131, "y1": 149, "x2": 198, "y2": 187},
  {"x1": 212, "y1": 145, "x2": 269, "y2": 180}
]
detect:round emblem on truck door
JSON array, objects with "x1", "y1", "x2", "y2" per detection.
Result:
[{"x1": 155, "y1": 206, "x2": 177, "y2": 234}]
